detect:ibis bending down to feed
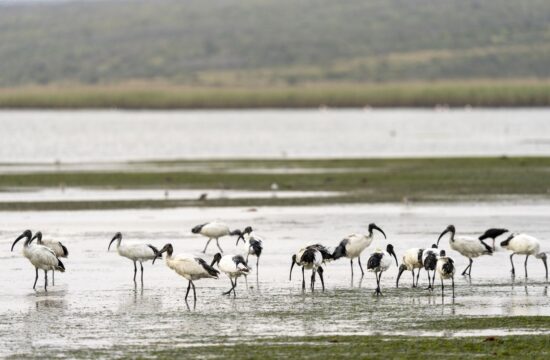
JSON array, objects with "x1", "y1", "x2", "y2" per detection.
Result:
[
  {"x1": 211, "y1": 253, "x2": 250, "y2": 296},
  {"x1": 437, "y1": 225, "x2": 492, "y2": 277},
  {"x1": 500, "y1": 233, "x2": 548, "y2": 279},
  {"x1": 422, "y1": 244, "x2": 439, "y2": 290},
  {"x1": 191, "y1": 221, "x2": 241, "y2": 253},
  {"x1": 11, "y1": 230, "x2": 65, "y2": 291},
  {"x1": 235, "y1": 226, "x2": 264, "y2": 272},
  {"x1": 332, "y1": 223, "x2": 386, "y2": 278},
  {"x1": 108, "y1": 232, "x2": 160, "y2": 283},
  {"x1": 478, "y1": 228, "x2": 509, "y2": 251},
  {"x1": 290, "y1": 244, "x2": 330, "y2": 291},
  {"x1": 31, "y1": 231, "x2": 68, "y2": 286},
  {"x1": 367, "y1": 244, "x2": 398, "y2": 295},
  {"x1": 396, "y1": 247, "x2": 424, "y2": 288},
  {"x1": 154, "y1": 243, "x2": 219, "y2": 302},
  {"x1": 436, "y1": 250, "x2": 455, "y2": 297}
]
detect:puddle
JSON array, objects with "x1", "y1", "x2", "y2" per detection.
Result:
[{"x1": 1, "y1": 201, "x2": 550, "y2": 357}]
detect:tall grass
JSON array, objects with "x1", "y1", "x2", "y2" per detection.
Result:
[{"x1": 0, "y1": 80, "x2": 548, "y2": 109}]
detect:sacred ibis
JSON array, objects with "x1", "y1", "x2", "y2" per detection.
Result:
[
  {"x1": 437, "y1": 225, "x2": 492, "y2": 277},
  {"x1": 332, "y1": 223, "x2": 386, "y2": 278},
  {"x1": 422, "y1": 244, "x2": 439, "y2": 290},
  {"x1": 191, "y1": 221, "x2": 241, "y2": 253},
  {"x1": 396, "y1": 247, "x2": 424, "y2": 288},
  {"x1": 153, "y1": 243, "x2": 219, "y2": 302},
  {"x1": 31, "y1": 231, "x2": 68, "y2": 286},
  {"x1": 500, "y1": 233, "x2": 548, "y2": 279},
  {"x1": 367, "y1": 244, "x2": 398, "y2": 295},
  {"x1": 479, "y1": 228, "x2": 508, "y2": 251},
  {"x1": 108, "y1": 232, "x2": 160, "y2": 283},
  {"x1": 211, "y1": 253, "x2": 250, "y2": 296},
  {"x1": 11, "y1": 230, "x2": 65, "y2": 291},
  {"x1": 436, "y1": 250, "x2": 455, "y2": 297},
  {"x1": 289, "y1": 244, "x2": 330, "y2": 291},
  {"x1": 235, "y1": 226, "x2": 264, "y2": 272}
]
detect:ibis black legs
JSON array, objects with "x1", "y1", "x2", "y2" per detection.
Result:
[
  {"x1": 215, "y1": 238, "x2": 223, "y2": 253},
  {"x1": 33, "y1": 268, "x2": 39, "y2": 290},
  {"x1": 461, "y1": 258, "x2": 473, "y2": 276},
  {"x1": 133, "y1": 261, "x2": 137, "y2": 282},
  {"x1": 301, "y1": 267, "x2": 306, "y2": 290},
  {"x1": 44, "y1": 270, "x2": 48, "y2": 292},
  {"x1": 185, "y1": 280, "x2": 197, "y2": 303},
  {"x1": 133, "y1": 261, "x2": 145, "y2": 284},
  {"x1": 52, "y1": 270, "x2": 55, "y2": 286},
  {"x1": 374, "y1": 271, "x2": 383, "y2": 295},
  {"x1": 524, "y1": 255, "x2": 530, "y2": 278},
  {"x1": 223, "y1": 278, "x2": 238, "y2": 297},
  {"x1": 510, "y1": 253, "x2": 515, "y2": 276},
  {"x1": 202, "y1": 239, "x2": 212, "y2": 253},
  {"x1": 425, "y1": 270, "x2": 436, "y2": 291},
  {"x1": 350, "y1": 258, "x2": 365, "y2": 279},
  {"x1": 440, "y1": 277, "x2": 455, "y2": 298}
]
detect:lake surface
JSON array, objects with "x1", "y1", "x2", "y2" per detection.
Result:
[
  {"x1": 1, "y1": 108, "x2": 550, "y2": 163},
  {"x1": 1, "y1": 201, "x2": 550, "y2": 357}
]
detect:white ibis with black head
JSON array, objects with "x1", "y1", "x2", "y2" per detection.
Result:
[
  {"x1": 367, "y1": 244, "x2": 398, "y2": 295},
  {"x1": 31, "y1": 231, "x2": 68, "y2": 286},
  {"x1": 479, "y1": 228, "x2": 509, "y2": 251},
  {"x1": 332, "y1": 223, "x2": 386, "y2": 278},
  {"x1": 422, "y1": 244, "x2": 439, "y2": 291},
  {"x1": 11, "y1": 230, "x2": 65, "y2": 292},
  {"x1": 211, "y1": 253, "x2": 250, "y2": 296},
  {"x1": 191, "y1": 221, "x2": 241, "y2": 253},
  {"x1": 289, "y1": 244, "x2": 330, "y2": 292},
  {"x1": 500, "y1": 233, "x2": 548, "y2": 279},
  {"x1": 235, "y1": 226, "x2": 264, "y2": 272},
  {"x1": 436, "y1": 250, "x2": 455, "y2": 297},
  {"x1": 153, "y1": 243, "x2": 219, "y2": 303},
  {"x1": 437, "y1": 225, "x2": 492, "y2": 277},
  {"x1": 396, "y1": 247, "x2": 424, "y2": 288},
  {"x1": 108, "y1": 232, "x2": 160, "y2": 283}
]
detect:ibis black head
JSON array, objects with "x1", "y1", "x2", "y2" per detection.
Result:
[
  {"x1": 437, "y1": 225, "x2": 456, "y2": 246},
  {"x1": 11, "y1": 230, "x2": 32, "y2": 251},
  {"x1": 439, "y1": 250, "x2": 446, "y2": 257},
  {"x1": 431, "y1": 243, "x2": 438, "y2": 249},
  {"x1": 231, "y1": 229, "x2": 245, "y2": 245},
  {"x1": 108, "y1": 232, "x2": 123, "y2": 251},
  {"x1": 243, "y1": 226, "x2": 253, "y2": 234},
  {"x1": 153, "y1": 243, "x2": 173, "y2": 264},
  {"x1": 289, "y1": 254, "x2": 297, "y2": 281},
  {"x1": 31, "y1": 231, "x2": 43, "y2": 244},
  {"x1": 211, "y1": 253, "x2": 222, "y2": 267},
  {"x1": 386, "y1": 244, "x2": 398, "y2": 266},
  {"x1": 368, "y1": 223, "x2": 386, "y2": 239},
  {"x1": 500, "y1": 233, "x2": 515, "y2": 248}
]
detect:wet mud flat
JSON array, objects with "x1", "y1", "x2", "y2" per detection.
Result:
[{"x1": 1, "y1": 202, "x2": 550, "y2": 358}]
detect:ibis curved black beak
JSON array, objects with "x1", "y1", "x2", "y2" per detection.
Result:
[
  {"x1": 371, "y1": 224, "x2": 386, "y2": 239},
  {"x1": 391, "y1": 252, "x2": 398, "y2": 267},
  {"x1": 11, "y1": 230, "x2": 31, "y2": 252},
  {"x1": 437, "y1": 229, "x2": 450, "y2": 247},
  {"x1": 236, "y1": 234, "x2": 244, "y2": 246},
  {"x1": 30, "y1": 231, "x2": 42, "y2": 244},
  {"x1": 396, "y1": 264, "x2": 406, "y2": 288},
  {"x1": 108, "y1": 233, "x2": 121, "y2": 251},
  {"x1": 210, "y1": 253, "x2": 222, "y2": 267},
  {"x1": 152, "y1": 250, "x2": 164, "y2": 265},
  {"x1": 289, "y1": 254, "x2": 296, "y2": 281}
]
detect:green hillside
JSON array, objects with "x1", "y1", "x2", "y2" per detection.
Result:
[{"x1": 0, "y1": 0, "x2": 549, "y2": 86}]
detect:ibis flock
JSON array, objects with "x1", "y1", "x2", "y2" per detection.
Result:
[{"x1": 9, "y1": 222, "x2": 549, "y2": 302}]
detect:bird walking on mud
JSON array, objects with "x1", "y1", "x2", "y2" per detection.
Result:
[
  {"x1": 436, "y1": 250, "x2": 455, "y2": 297},
  {"x1": 367, "y1": 244, "x2": 398, "y2": 295},
  {"x1": 192, "y1": 221, "x2": 242, "y2": 253},
  {"x1": 31, "y1": 231, "x2": 68, "y2": 286},
  {"x1": 211, "y1": 253, "x2": 250, "y2": 296},
  {"x1": 500, "y1": 233, "x2": 548, "y2": 279},
  {"x1": 108, "y1": 232, "x2": 160, "y2": 284}
]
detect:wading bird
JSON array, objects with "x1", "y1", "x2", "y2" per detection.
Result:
[
  {"x1": 289, "y1": 244, "x2": 329, "y2": 291},
  {"x1": 108, "y1": 232, "x2": 160, "y2": 283},
  {"x1": 332, "y1": 223, "x2": 386, "y2": 278},
  {"x1": 436, "y1": 250, "x2": 455, "y2": 297},
  {"x1": 31, "y1": 231, "x2": 68, "y2": 286},
  {"x1": 235, "y1": 226, "x2": 264, "y2": 272},
  {"x1": 11, "y1": 230, "x2": 65, "y2": 291},
  {"x1": 422, "y1": 244, "x2": 439, "y2": 290},
  {"x1": 479, "y1": 228, "x2": 508, "y2": 251},
  {"x1": 396, "y1": 247, "x2": 424, "y2": 288},
  {"x1": 211, "y1": 253, "x2": 250, "y2": 296},
  {"x1": 367, "y1": 244, "x2": 398, "y2": 295},
  {"x1": 500, "y1": 233, "x2": 548, "y2": 279},
  {"x1": 191, "y1": 221, "x2": 241, "y2": 253},
  {"x1": 437, "y1": 225, "x2": 492, "y2": 277},
  {"x1": 153, "y1": 243, "x2": 219, "y2": 302}
]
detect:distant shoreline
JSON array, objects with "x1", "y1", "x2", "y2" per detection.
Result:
[{"x1": 0, "y1": 80, "x2": 548, "y2": 109}]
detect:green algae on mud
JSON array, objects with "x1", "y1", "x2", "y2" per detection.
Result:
[
  {"x1": 10, "y1": 335, "x2": 550, "y2": 359},
  {"x1": 1, "y1": 157, "x2": 550, "y2": 210}
]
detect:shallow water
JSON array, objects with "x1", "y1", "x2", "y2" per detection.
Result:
[
  {"x1": 2, "y1": 108, "x2": 550, "y2": 162},
  {"x1": 1, "y1": 202, "x2": 550, "y2": 357}
]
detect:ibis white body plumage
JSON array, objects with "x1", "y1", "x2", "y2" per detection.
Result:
[
  {"x1": 192, "y1": 221, "x2": 240, "y2": 253},
  {"x1": 436, "y1": 250, "x2": 455, "y2": 297},
  {"x1": 500, "y1": 233, "x2": 548, "y2": 278},
  {"x1": 437, "y1": 225, "x2": 492, "y2": 277},
  {"x1": 31, "y1": 231, "x2": 68, "y2": 286},
  {"x1": 108, "y1": 232, "x2": 159, "y2": 283},
  {"x1": 290, "y1": 245, "x2": 327, "y2": 292},
  {"x1": 211, "y1": 253, "x2": 250, "y2": 296},
  {"x1": 332, "y1": 223, "x2": 387, "y2": 278},
  {"x1": 396, "y1": 247, "x2": 423, "y2": 288}
]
